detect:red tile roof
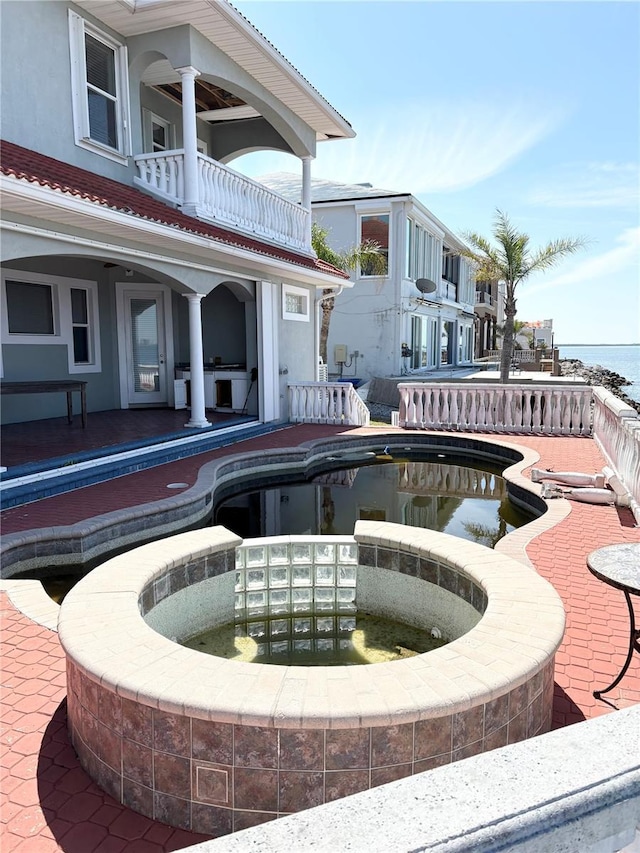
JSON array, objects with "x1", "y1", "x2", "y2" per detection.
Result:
[{"x1": 0, "y1": 141, "x2": 348, "y2": 279}]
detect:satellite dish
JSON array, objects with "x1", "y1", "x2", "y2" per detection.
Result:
[{"x1": 416, "y1": 278, "x2": 437, "y2": 294}]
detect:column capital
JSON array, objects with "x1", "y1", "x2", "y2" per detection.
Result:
[
  {"x1": 175, "y1": 65, "x2": 201, "y2": 79},
  {"x1": 182, "y1": 292, "x2": 205, "y2": 304}
]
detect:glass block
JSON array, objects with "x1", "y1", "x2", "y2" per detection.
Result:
[
  {"x1": 316, "y1": 638, "x2": 334, "y2": 653},
  {"x1": 235, "y1": 548, "x2": 245, "y2": 569},
  {"x1": 255, "y1": 643, "x2": 267, "y2": 657},
  {"x1": 293, "y1": 639, "x2": 312, "y2": 653},
  {"x1": 234, "y1": 593, "x2": 245, "y2": 612},
  {"x1": 339, "y1": 638, "x2": 351, "y2": 650},
  {"x1": 314, "y1": 542, "x2": 335, "y2": 564},
  {"x1": 270, "y1": 619, "x2": 289, "y2": 637},
  {"x1": 291, "y1": 543, "x2": 312, "y2": 564},
  {"x1": 271, "y1": 641, "x2": 289, "y2": 656},
  {"x1": 315, "y1": 588, "x2": 335, "y2": 605},
  {"x1": 246, "y1": 546, "x2": 266, "y2": 568},
  {"x1": 315, "y1": 565, "x2": 335, "y2": 586},
  {"x1": 337, "y1": 587, "x2": 355, "y2": 604},
  {"x1": 316, "y1": 616, "x2": 334, "y2": 634},
  {"x1": 293, "y1": 618, "x2": 312, "y2": 634},
  {"x1": 247, "y1": 590, "x2": 266, "y2": 609},
  {"x1": 338, "y1": 565, "x2": 357, "y2": 586},
  {"x1": 339, "y1": 543, "x2": 358, "y2": 564},
  {"x1": 292, "y1": 565, "x2": 312, "y2": 586},
  {"x1": 248, "y1": 621, "x2": 266, "y2": 639},
  {"x1": 292, "y1": 588, "x2": 312, "y2": 605},
  {"x1": 246, "y1": 569, "x2": 266, "y2": 590},
  {"x1": 269, "y1": 566, "x2": 289, "y2": 588},
  {"x1": 339, "y1": 616, "x2": 356, "y2": 632},
  {"x1": 235, "y1": 624, "x2": 246, "y2": 638},
  {"x1": 234, "y1": 571, "x2": 245, "y2": 592},
  {"x1": 270, "y1": 589, "x2": 289, "y2": 606},
  {"x1": 268, "y1": 543, "x2": 289, "y2": 565}
]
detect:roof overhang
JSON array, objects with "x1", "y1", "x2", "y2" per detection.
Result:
[
  {"x1": 74, "y1": 0, "x2": 355, "y2": 143},
  {"x1": 0, "y1": 176, "x2": 352, "y2": 290}
]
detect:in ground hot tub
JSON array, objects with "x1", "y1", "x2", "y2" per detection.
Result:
[{"x1": 59, "y1": 522, "x2": 565, "y2": 837}]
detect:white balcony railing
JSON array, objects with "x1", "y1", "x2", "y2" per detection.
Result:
[
  {"x1": 592, "y1": 386, "x2": 640, "y2": 520},
  {"x1": 398, "y1": 383, "x2": 593, "y2": 435},
  {"x1": 134, "y1": 150, "x2": 310, "y2": 251},
  {"x1": 289, "y1": 382, "x2": 370, "y2": 426}
]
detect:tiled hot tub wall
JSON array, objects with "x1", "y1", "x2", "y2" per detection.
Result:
[{"x1": 60, "y1": 525, "x2": 565, "y2": 837}]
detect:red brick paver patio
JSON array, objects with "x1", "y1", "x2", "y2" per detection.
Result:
[{"x1": 1, "y1": 426, "x2": 639, "y2": 851}]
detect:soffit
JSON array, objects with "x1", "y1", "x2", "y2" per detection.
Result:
[{"x1": 74, "y1": 0, "x2": 354, "y2": 142}]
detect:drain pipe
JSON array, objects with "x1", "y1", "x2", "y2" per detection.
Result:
[{"x1": 316, "y1": 286, "x2": 345, "y2": 380}]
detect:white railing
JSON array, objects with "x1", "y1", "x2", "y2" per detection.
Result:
[
  {"x1": 134, "y1": 150, "x2": 310, "y2": 251},
  {"x1": 398, "y1": 383, "x2": 593, "y2": 435},
  {"x1": 475, "y1": 291, "x2": 494, "y2": 306},
  {"x1": 592, "y1": 386, "x2": 640, "y2": 520},
  {"x1": 486, "y1": 348, "x2": 537, "y2": 363},
  {"x1": 289, "y1": 382, "x2": 370, "y2": 426},
  {"x1": 397, "y1": 460, "x2": 506, "y2": 498}
]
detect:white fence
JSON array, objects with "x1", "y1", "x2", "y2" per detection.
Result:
[
  {"x1": 398, "y1": 383, "x2": 592, "y2": 435},
  {"x1": 289, "y1": 382, "x2": 370, "y2": 426},
  {"x1": 134, "y1": 150, "x2": 309, "y2": 251},
  {"x1": 592, "y1": 386, "x2": 640, "y2": 521}
]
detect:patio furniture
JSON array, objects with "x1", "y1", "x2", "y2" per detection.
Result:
[
  {"x1": 1, "y1": 380, "x2": 87, "y2": 427},
  {"x1": 587, "y1": 542, "x2": 640, "y2": 699}
]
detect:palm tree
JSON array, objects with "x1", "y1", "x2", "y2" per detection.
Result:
[
  {"x1": 312, "y1": 222, "x2": 386, "y2": 365},
  {"x1": 463, "y1": 210, "x2": 587, "y2": 383}
]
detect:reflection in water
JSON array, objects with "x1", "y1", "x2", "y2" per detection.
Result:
[{"x1": 215, "y1": 455, "x2": 533, "y2": 544}]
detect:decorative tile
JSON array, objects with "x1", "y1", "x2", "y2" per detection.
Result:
[
  {"x1": 484, "y1": 693, "x2": 509, "y2": 735},
  {"x1": 193, "y1": 761, "x2": 231, "y2": 806},
  {"x1": 97, "y1": 688, "x2": 122, "y2": 734},
  {"x1": 357, "y1": 545, "x2": 376, "y2": 568},
  {"x1": 233, "y1": 809, "x2": 277, "y2": 833},
  {"x1": 82, "y1": 676, "x2": 99, "y2": 718},
  {"x1": 507, "y1": 707, "x2": 528, "y2": 744},
  {"x1": 153, "y1": 709, "x2": 190, "y2": 757},
  {"x1": 122, "y1": 738, "x2": 153, "y2": 787},
  {"x1": 234, "y1": 768, "x2": 278, "y2": 812},
  {"x1": 122, "y1": 697, "x2": 152, "y2": 746},
  {"x1": 508, "y1": 682, "x2": 528, "y2": 719},
  {"x1": 483, "y1": 725, "x2": 508, "y2": 753},
  {"x1": 234, "y1": 725, "x2": 278, "y2": 769},
  {"x1": 453, "y1": 739, "x2": 484, "y2": 762},
  {"x1": 376, "y1": 547, "x2": 398, "y2": 571},
  {"x1": 324, "y1": 769, "x2": 370, "y2": 802},
  {"x1": 414, "y1": 716, "x2": 452, "y2": 761},
  {"x1": 418, "y1": 558, "x2": 438, "y2": 585},
  {"x1": 153, "y1": 752, "x2": 191, "y2": 797},
  {"x1": 399, "y1": 552, "x2": 419, "y2": 577},
  {"x1": 371, "y1": 763, "x2": 412, "y2": 787},
  {"x1": 122, "y1": 778, "x2": 153, "y2": 818},
  {"x1": 325, "y1": 728, "x2": 371, "y2": 771},
  {"x1": 278, "y1": 770, "x2": 324, "y2": 813},
  {"x1": 371, "y1": 723, "x2": 413, "y2": 767},
  {"x1": 191, "y1": 802, "x2": 233, "y2": 837},
  {"x1": 452, "y1": 705, "x2": 484, "y2": 750},
  {"x1": 153, "y1": 792, "x2": 191, "y2": 831},
  {"x1": 279, "y1": 729, "x2": 324, "y2": 771},
  {"x1": 438, "y1": 565, "x2": 458, "y2": 595},
  {"x1": 192, "y1": 719, "x2": 233, "y2": 764},
  {"x1": 413, "y1": 753, "x2": 451, "y2": 774}
]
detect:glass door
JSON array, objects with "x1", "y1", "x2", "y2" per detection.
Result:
[{"x1": 125, "y1": 292, "x2": 167, "y2": 405}]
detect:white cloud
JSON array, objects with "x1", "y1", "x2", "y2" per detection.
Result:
[
  {"x1": 528, "y1": 161, "x2": 639, "y2": 209},
  {"x1": 524, "y1": 227, "x2": 640, "y2": 295},
  {"x1": 236, "y1": 98, "x2": 562, "y2": 194}
]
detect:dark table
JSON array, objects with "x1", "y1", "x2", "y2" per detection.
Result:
[
  {"x1": 587, "y1": 542, "x2": 640, "y2": 699},
  {"x1": 1, "y1": 380, "x2": 87, "y2": 427}
]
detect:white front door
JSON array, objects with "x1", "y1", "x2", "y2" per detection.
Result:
[{"x1": 117, "y1": 286, "x2": 171, "y2": 406}]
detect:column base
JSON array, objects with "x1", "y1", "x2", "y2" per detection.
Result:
[{"x1": 184, "y1": 418, "x2": 211, "y2": 429}]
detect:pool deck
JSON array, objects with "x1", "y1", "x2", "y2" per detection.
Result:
[{"x1": 1, "y1": 423, "x2": 639, "y2": 852}]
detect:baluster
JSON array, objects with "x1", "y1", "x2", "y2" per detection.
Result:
[
  {"x1": 551, "y1": 389, "x2": 562, "y2": 433},
  {"x1": 531, "y1": 389, "x2": 542, "y2": 432},
  {"x1": 477, "y1": 390, "x2": 486, "y2": 430},
  {"x1": 449, "y1": 388, "x2": 459, "y2": 429},
  {"x1": 522, "y1": 390, "x2": 532, "y2": 431}
]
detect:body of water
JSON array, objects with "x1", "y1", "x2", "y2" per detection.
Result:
[{"x1": 559, "y1": 344, "x2": 640, "y2": 403}]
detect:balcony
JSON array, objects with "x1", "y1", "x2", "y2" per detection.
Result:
[
  {"x1": 134, "y1": 150, "x2": 310, "y2": 252},
  {"x1": 475, "y1": 291, "x2": 494, "y2": 306}
]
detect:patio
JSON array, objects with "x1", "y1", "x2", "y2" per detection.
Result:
[{"x1": 1, "y1": 423, "x2": 639, "y2": 851}]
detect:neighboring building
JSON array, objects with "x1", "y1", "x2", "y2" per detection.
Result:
[
  {"x1": 0, "y1": 0, "x2": 353, "y2": 428},
  {"x1": 515, "y1": 319, "x2": 555, "y2": 350},
  {"x1": 474, "y1": 279, "x2": 504, "y2": 359},
  {"x1": 261, "y1": 175, "x2": 476, "y2": 384}
]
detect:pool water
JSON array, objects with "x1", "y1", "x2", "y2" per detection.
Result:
[
  {"x1": 184, "y1": 611, "x2": 445, "y2": 666},
  {"x1": 215, "y1": 454, "x2": 532, "y2": 543}
]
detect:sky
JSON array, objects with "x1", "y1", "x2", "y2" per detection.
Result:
[{"x1": 232, "y1": 0, "x2": 640, "y2": 345}]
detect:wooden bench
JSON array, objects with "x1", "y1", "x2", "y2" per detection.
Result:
[{"x1": 1, "y1": 380, "x2": 87, "y2": 427}]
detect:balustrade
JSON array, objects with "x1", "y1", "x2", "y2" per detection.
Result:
[
  {"x1": 592, "y1": 387, "x2": 640, "y2": 520},
  {"x1": 398, "y1": 383, "x2": 592, "y2": 436},
  {"x1": 289, "y1": 382, "x2": 370, "y2": 426},
  {"x1": 133, "y1": 150, "x2": 310, "y2": 251}
]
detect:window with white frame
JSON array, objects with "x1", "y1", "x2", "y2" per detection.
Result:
[
  {"x1": 282, "y1": 284, "x2": 310, "y2": 322},
  {"x1": 406, "y1": 219, "x2": 438, "y2": 283},
  {"x1": 410, "y1": 314, "x2": 438, "y2": 369},
  {"x1": 142, "y1": 110, "x2": 174, "y2": 154},
  {"x1": 69, "y1": 10, "x2": 130, "y2": 162},
  {"x1": 1, "y1": 270, "x2": 101, "y2": 373},
  {"x1": 360, "y1": 214, "x2": 389, "y2": 276}
]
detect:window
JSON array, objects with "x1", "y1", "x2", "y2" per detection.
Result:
[
  {"x1": 1, "y1": 271, "x2": 101, "y2": 373},
  {"x1": 360, "y1": 215, "x2": 389, "y2": 276},
  {"x1": 282, "y1": 284, "x2": 310, "y2": 322},
  {"x1": 406, "y1": 219, "x2": 438, "y2": 283},
  {"x1": 143, "y1": 110, "x2": 174, "y2": 154},
  {"x1": 410, "y1": 315, "x2": 438, "y2": 369},
  {"x1": 69, "y1": 11, "x2": 130, "y2": 161}
]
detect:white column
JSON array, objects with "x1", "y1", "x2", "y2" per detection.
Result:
[
  {"x1": 301, "y1": 156, "x2": 313, "y2": 249},
  {"x1": 183, "y1": 293, "x2": 210, "y2": 428},
  {"x1": 176, "y1": 65, "x2": 201, "y2": 210}
]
